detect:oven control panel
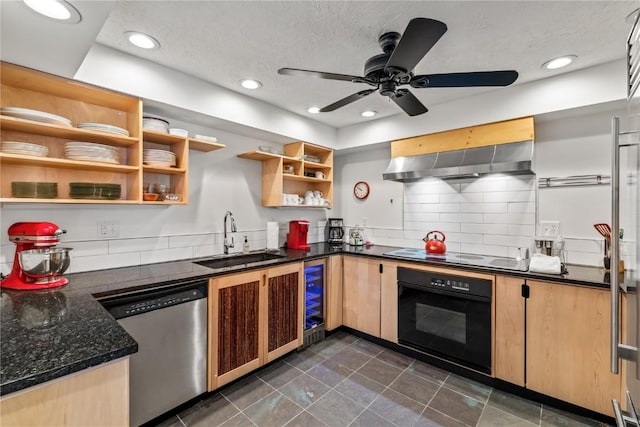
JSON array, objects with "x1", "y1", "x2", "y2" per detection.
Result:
[{"x1": 398, "y1": 267, "x2": 492, "y2": 299}]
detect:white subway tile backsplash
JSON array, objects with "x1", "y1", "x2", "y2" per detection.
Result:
[
  {"x1": 507, "y1": 177, "x2": 535, "y2": 191},
  {"x1": 439, "y1": 213, "x2": 483, "y2": 223},
  {"x1": 483, "y1": 234, "x2": 532, "y2": 247},
  {"x1": 141, "y1": 247, "x2": 193, "y2": 264},
  {"x1": 69, "y1": 252, "x2": 142, "y2": 273},
  {"x1": 446, "y1": 232, "x2": 483, "y2": 244},
  {"x1": 505, "y1": 213, "x2": 535, "y2": 225},
  {"x1": 507, "y1": 202, "x2": 536, "y2": 214},
  {"x1": 64, "y1": 240, "x2": 109, "y2": 257},
  {"x1": 462, "y1": 223, "x2": 508, "y2": 234},
  {"x1": 169, "y1": 234, "x2": 214, "y2": 248},
  {"x1": 460, "y1": 179, "x2": 508, "y2": 193},
  {"x1": 404, "y1": 212, "x2": 440, "y2": 222},
  {"x1": 109, "y1": 237, "x2": 169, "y2": 254},
  {"x1": 1, "y1": 245, "x2": 15, "y2": 264},
  {"x1": 405, "y1": 222, "x2": 461, "y2": 233},
  {"x1": 460, "y1": 243, "x2": 509, "y2": 257},
  {"x1": 481, "y1": 202, "x2": 508, "y2": 213},
  {"x1": 405, "y1": 194, "x2": 440, "y2": 204},
  {"x1": 192, "y1": 244, "x2": 216, "y2": 258},
  {"x1": 507, "y1": 224, "x2": 536, "y2": 237},
  {"x1": 484, "y1": 191, "x2": 535, "y2": 203}
]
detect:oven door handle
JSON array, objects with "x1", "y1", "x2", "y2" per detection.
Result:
[{"x1": 398, "y1": 281, "x2": 491, "y2": 303}]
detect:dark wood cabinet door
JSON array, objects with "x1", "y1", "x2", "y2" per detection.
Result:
[
  {"x1": 218, "y1": 280, "x2": 260, "y2": 375},
  {"x1": 268, "y1": 271, "x2": 298, "y2": 352},
  {"x1": 209, "y1": 270, "x2": 263, "y2": 389},
  {"x1": 265, "y1": 263, "x2": 303, "y2": 362}
]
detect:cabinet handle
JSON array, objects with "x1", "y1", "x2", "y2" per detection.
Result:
[
  {"x1": 612, "y1": 392, "x2": 640, "y2": 427},
  {"x1": 379, "y1": 264, "x2": 383, "y2": 274},
  {"x1": 263, "y1": 274, "x2": 267, "y2": 286},
  {"x1": 521, "y1": 283, "x2": 529, "y2": 299}
]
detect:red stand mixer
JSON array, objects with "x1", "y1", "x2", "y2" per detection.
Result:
[
  {"x1": 287, "y1": 220, "x2": 310, "y2": 250},
  {"x1": 1, "y1": 222, "x2": 72, "y2": 290}
]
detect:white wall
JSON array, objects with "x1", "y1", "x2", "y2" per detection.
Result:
[
  {"x1": 0, "y1": 118, "x2": 335, "y2": 275},
  {"x1": 535, "y1": 106, "x2": 635, "y2": 267},
  {"x1": 75, "y1": 44, "x2": 337, "y2": 148}
]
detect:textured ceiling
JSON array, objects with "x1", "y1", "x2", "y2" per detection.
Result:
[{"x1": 94, "y1": 1, "x2": 638, "y2": 128}]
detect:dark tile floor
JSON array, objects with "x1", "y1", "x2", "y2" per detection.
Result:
[{"x1": 157, "y1": 332, "x2": 610, "y2": 427}]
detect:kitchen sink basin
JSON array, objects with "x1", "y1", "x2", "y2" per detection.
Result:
[{"x1": 194, "y1": 252, "x2": 285, "y2": 269}]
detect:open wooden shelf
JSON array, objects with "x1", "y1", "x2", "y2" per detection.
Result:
[
  {"x1": 0, "y1": 116, "x2": 139, "y2": 146},
  {"x1": 142, "y1": 165, "x2": 186, "y2": 175},
  {"x1": 189, "y1": 137, "x2": 226, "y2": 152},
  {"x1": 0, "y1": 153, "x2": 139, "y2": 172},
  {"x1": 0, "y1": 198, "x2": 140, "y2": 204},
  {"x1": 238, "y1": 141, "x2": 333, "y2": 208}
]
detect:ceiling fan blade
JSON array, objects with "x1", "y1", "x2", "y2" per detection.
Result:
[
  {"x1": 278, "y1": 67, "x2": 363, "y2": 82},
  {"x1": 391, "y1": 89, "x2": 428, "y2": 116},
  {"x1": 410, "y1": 71, "x2": 519, "y2": 88},
  {"x1": 319, "y1": 89, "x2": 377, "y2": 112},
  {"x1": 385, "y1": 18, "x2": 447, "y2": 74}
]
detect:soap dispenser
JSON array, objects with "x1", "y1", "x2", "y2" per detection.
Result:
[{"x1": 242, "y1": 236, "x2": 250, "y2": 253}]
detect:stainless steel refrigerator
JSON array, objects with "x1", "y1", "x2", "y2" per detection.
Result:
[{"x1": 611, "y1": 11, "x2": 640, "y2": 425}]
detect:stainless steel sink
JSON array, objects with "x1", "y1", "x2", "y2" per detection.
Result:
[{"x1": 194, "y1": 252, "x2": 285, "y2": 269}]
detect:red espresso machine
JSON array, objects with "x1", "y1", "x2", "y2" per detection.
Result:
[
  {"x1": 1, "y1": 222, "x2": 72, "y2": 290},
  {"x1": 287, "y1": 220, "x2": 310, "y2": 250}
]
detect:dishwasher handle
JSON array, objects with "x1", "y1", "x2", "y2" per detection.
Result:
[{"x1": 105, "y1": 281, "x2": 207, "y2": 320}]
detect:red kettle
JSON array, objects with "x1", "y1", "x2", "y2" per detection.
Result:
[{"x1": 423, "y1": 230, "x2": 446, "y2": 254}]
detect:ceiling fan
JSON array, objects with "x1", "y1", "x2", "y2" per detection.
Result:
[{"x1": 278, "y1": 18, "x2": 518, "y2": 117}]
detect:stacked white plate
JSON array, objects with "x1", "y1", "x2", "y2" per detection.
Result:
[
  {"x1": 1, "y1": 141, "x2": 49, "y2": 157},
  {"x1": 64, "y1": 141, "x2": 120, "y2": 164},
  {"x1": 143, "y1": 149, "x2": 176, "y2": 167},
  {"x1": 142, "y1": 116, "x2": 170, "y2": 133},
  {"x1": 1, "y1": 107, "x2": 72, "y2": 127},
  {"x1": 77, "y1": 122, "x2": 130, "y2": 136},
  {"x1": 194, "y1": 134, "x2": 217, "y2": 142}
]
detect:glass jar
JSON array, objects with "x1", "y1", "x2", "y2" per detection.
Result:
[{"x1": 349, "y1": 225, "x2": 364, "y2": 246}]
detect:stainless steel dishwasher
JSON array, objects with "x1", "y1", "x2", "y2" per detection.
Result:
[{"x1": 102, "y1": 279, "x2": 208, "y2": 426}]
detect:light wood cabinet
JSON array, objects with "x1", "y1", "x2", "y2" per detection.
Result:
[
  {"x1": 208, "y1": 262, "x2": 303, "y2": 390},
  {"x1": 494, "y1": 275, "x2": 525, "y2": 386},
  {"x1": 343, "y1": 256, "x2": 382, "y2": 337},
  {"x1": 0, "y1": 358, "x2": 129, "y2": 427},
  {"x1": 326, "y1": 255, "x2": 343, "y2": 330},
  {"x1": 525, "y1": 279, "x2": 620, "y2": 416},
  {"x1": 380, "y1": 260, "x2": 398, "y2": 343},
  {"x1": 237, "y1": 141, "x2": 333, "y2": 208},
  {"x1": 0, "y1": 61, "x2": 225, "y2": 205}
]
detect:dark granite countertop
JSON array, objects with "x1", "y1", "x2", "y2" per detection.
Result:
[{"x1": 0, "y1": 242, "x2": 617, "y2": 396}]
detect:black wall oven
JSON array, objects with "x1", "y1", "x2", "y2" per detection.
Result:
[{"x1": 397, "y1": 267, "x2": 492, "y2": 374}]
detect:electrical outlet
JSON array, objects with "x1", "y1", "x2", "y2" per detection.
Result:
[
  {"x1": 539, "y1": 221, "x2": 561, "y2": 238},
  {"x1": 98, "y1": 220, "x2": 120, "y2": 238}
]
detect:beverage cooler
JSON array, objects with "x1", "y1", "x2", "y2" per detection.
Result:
[{"x1": 303, "y1": 259, "x2": 326, "y2": 346}]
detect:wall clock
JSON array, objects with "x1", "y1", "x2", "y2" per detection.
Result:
[{"x1": 353, "y1": 181, "x2": 370, "y2": 200}]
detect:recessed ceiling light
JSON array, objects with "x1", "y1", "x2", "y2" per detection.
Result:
[
  {"x1": 23, "y1": 0, "x2": 81, "y2": 23},
  {"x1": 307, "y1": 107, "x2": 320, "y2": 114},
  {"x1": 361, "y1": 110, "x2": 376, "y2": 117},
  {"x1": 542, "y1": 55, "x2": 577, "y2": 70},
  {"x1": 240, "y1": 79, "x2": 262, "y2": 90},
  {"x1": 125, "y1": 31, "x2": 160, "y2": 49}
]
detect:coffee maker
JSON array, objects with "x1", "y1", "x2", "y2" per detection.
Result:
[
  {"x1": 287, "y1": 220, "x2": 310, "y2": 250},
  {"x1": 1, "y1": 222, "x2": 72, "y2": 290},
  {"x1": 326, "y1": 218, "x2": 344, "y2": 246}
]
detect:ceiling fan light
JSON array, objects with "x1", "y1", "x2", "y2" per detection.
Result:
[
  {"x1": 240, "y1": 79, "x2": 262, "y2": 90},
  {"x1": 23, "y1": 0, "x2": 81, "y2": 23},
  {"x1": 542, "y1": 55, "x2": 576, "y2": 70},
  {"x1": 361, "y1": 110, "x2": 376, "y2": 118},
  {"x1": 125, "y1": 31, "x2": 160, "y2": 49},
  {"x1": 307, "y1": 107, "x2": 320, "y2": 114}
]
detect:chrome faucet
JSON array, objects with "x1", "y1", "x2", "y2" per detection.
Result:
[{"x1": 223, "y1": 211, "x2": 237, "y2": 254}]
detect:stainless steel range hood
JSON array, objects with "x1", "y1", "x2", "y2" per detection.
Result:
[{"x1": 383, "y1": 140, "x2": 534, "y2": 182}]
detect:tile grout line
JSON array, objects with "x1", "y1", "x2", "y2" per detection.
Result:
[{"x1": 473, "y1": 387, "x2": 493, "y2": 427}]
